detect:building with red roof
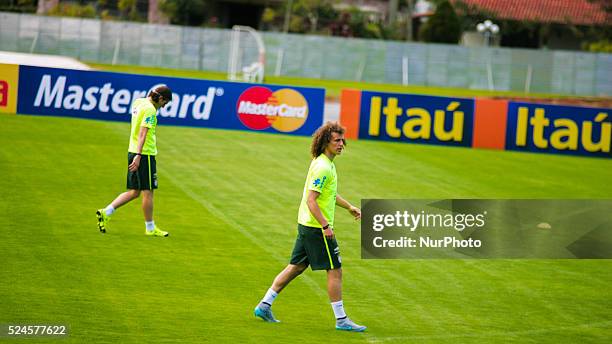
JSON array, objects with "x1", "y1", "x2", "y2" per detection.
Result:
[
  {"x1": 455, "y1": 0, "x2": 609, "y2": 26},
  {"x1": 452, "y1": 0, "x2": 610, "y2": 50}
]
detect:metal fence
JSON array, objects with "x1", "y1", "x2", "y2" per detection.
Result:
[{"x1": 1, "y1": 12, "x2": 610, "y2": 96}]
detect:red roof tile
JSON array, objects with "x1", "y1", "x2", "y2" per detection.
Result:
[{"x1": 454, "y1": 0, "x2": 610, "y2": 26}]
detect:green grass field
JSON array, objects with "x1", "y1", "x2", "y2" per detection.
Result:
[{"x1": 1, "y1": 113, "x2": 611, "y2": 343}]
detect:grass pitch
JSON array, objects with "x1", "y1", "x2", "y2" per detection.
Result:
[{"x1": 1, "y1": 113, "x2": 611, "y2": 343}]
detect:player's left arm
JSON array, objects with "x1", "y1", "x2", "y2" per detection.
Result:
[{"x1": 336, "y1": 194, "x2": 361, "y2": 220}]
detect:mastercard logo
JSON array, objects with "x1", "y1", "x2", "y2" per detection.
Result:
[{"x1": 236, "y1": 86, "x2": 309, "y2": 132}]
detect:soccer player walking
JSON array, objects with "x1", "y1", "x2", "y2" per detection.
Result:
[
  {"x1": 96, "y1": 85, "x2": 172, "y2": 237},
  {"x1": 254, "y1": 122, "x2": 366, "y2": 332}
]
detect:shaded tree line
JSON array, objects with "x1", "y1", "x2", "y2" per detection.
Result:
[{"x1": 3, "y1": 0, "x2": 609, "y2": 51}]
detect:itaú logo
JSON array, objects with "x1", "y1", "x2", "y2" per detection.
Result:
[{"x1": 236, "y1": 86, "x2": 308, "y2": 132}]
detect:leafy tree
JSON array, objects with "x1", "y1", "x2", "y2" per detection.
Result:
[
  {"x1": 118, "y1": 0, "x2": 140, "y2": 21},
  {"x1": 0, "y1": 0, "x2": 36, "y2": 12},
  {"x1": 584, "y1": 39, "x2": 612, "y2": 52},
  {"x1": 159, "y1": 0, "x2": 207, "y2": 26},
  {"x1": 453, "y1": 0, "x2": 498, "y2": 32},
  {"x1": 290, "y1": 0, "x2": 338, "y2": 33},
  {"x1": 499, "y1": 20, "x2": 540, "y2": 48},
  {"x1": 339, "y1": 6, "x2": 383, "y2": 39},
  {"x1": 261, "y1": 7, "x2": 276, "y2": 25},
  {"x1": 418, "y1": 0, "x2": 461, "y2": 43},
  {"x1": 47, "y1": 3, "x2": 96, "y2": 18}
]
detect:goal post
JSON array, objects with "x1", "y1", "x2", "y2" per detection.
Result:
[{"x1": 228, "y1": 25, "x2": 266, "y2": 83}]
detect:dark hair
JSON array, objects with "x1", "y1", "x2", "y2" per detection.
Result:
[
  {"x1": 149, "y1": 85, "x2": 172, "y2": 103},
  {"x1": 310, "y1": 121, "x2": 346, "y2": 158}
]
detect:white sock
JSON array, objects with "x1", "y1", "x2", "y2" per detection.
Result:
[
  {"x1": 331, "y1": 300, "x2": 347, "y2": 319},
  {"x1": 260, "y1": 288, "x2": 278, "y2": 306},
  {"x1": 145, "y1": 221, "x2": 155, "y2": 231},
  {"x1": 104, "y1": 205, "x2": 115, "y2": 216}
]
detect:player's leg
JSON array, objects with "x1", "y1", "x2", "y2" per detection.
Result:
[
  {"x1": 142, "y1": 190, "x2": 167, "y2": 237},
  {"x1": 254, "y1": 263, "x2": 307, "y2": 323},
  {"x1": 255, "y1": 226, "x2": 310, "y2": 323},
  {"x1": 327, "y1": 267, "x2": 342, "y2": 302},
  {"x1": 97, "y1": 189, "x2": 140, "y2": 233},
  {"x1": 142, "y1": 189, "x2": 154, "y2": 222},
  {"x1": 316, "y1": 233, "x2": 366, "y2": 332},
  {"x1": 112, "y1": 189, "x2": 141, "y2": 209},
  {"x1": 97, "y1": 152, "x2": 144, "y2": 233},
  {"x1": 138, "y1": 155, "x2": 166, "y2": 237},
  {"x1": 327, "y1": 268, "x2": 366, "y2": 332},
  {"x1": 272, "y1": 263, "x2": 308, "y2": 292}
]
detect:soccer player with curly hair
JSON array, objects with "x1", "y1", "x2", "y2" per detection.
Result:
[{"x1": 254, "y1": 121, "x2": 366, "y2": 332}]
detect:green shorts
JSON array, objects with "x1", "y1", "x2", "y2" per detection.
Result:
[
  {"x1": 290, "y1": 224, "x2": 341, "y2": 271},
  {"x1": 127, "y1": 152, "x2": 157, "y2": 190}
]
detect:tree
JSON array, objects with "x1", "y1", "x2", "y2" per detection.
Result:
[
  {"x1": 418, "y1": 0, "x2": 461, "y2": 43},
  {"x1": 159, "y1": 0, "x2": 207, "y2": 26},
  {"x1": 261, "y1": 7, "x2": 277, "y2": 29},
  {"x1": 35, "y1": 0, "x2": 55, "y2": 14},
  {"x1": 147, "y1": 0, "x2": 169, "y2": 24},
  {"x1": 453, "y1": 0, "x2": 498, "y2": 32},
  {"x1": 118, "y1": 0, "x2": 140, "y2": 21},
  {"x1": 288, "y1": 0, "x2": 338, "y2": 33}
]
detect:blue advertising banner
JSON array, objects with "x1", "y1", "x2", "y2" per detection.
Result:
[
  {"x1": 357, "y1": 91, "x2": 475, "y2": 147},
  {"x1": 17, "y1": 65, "x2": 325, "y2": 136},
  {"x1": 506, "y1": 102, "x2": 611, "y2": 158}
]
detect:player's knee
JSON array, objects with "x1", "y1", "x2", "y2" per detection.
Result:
[
  {"x1": 329, "y1": 268, "x2": 342, "y2": 280},
  {"x1": 292, "y1": 264, "x2": 308, "y2": 275},
  {"x1": 130, "y1": 190, "x2": 141, "y2": 199}
]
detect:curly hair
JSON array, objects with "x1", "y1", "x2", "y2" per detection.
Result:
[{"x1": 310, "y1": 121, "x2": 346, "y2": 158}]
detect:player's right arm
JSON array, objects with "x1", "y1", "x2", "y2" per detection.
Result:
[{"x1": 307, "y1": 190, "x2": 334, "y2": 239}]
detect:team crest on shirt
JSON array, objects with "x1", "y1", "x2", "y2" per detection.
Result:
[{"x1": 313, "y1": 176, "x2": 327, "y2": 188}]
